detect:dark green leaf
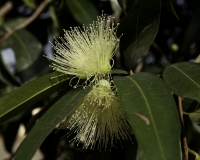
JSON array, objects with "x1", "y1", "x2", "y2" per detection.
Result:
[
  {"x1": 117, "y1": 0, "x2": 160, "y2": 69},
  {"x1": 163, "y1": 62, "x2": 200, "y2": 102},
  {"x1": 14, "y1": 88, "x2": 90, "y2": 160},
  {"x1": 10, "y1": 30, "x2": 42, "y2": 72},
  {"x1": 114, "y1": 73, "x2": 181, "y2": 160},
  {"x1": 111, "y1": 68, "x2": 128, "y2": 75},
  {"x1": 135, "y1": 145, "x2": 147, "y2": 160},
  {"x1": 189, "y1": 103, "x2": 200, "y2": 124},
  {"x1": 0, "y1": 72, "x2": 71, "y2": 124},
  {"x1": 124, "y1": 136, "x2": 138, "y2": 160},
  {"x1": 182, "y1": 8, "x2": 200, "y2": 52},
  {"x1": 163, "y1": 0, "x2": 179, "y2": 19},
  {"x1": 22, "y1": 0, "x2": 36, "y2": 9},
  {"x1": 67, "y1": 0, "x2": 99, "y2": 25}
]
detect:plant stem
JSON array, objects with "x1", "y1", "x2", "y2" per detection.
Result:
[
  {"x1": 178, "y1": 96, "x2": 188, "y2": 160},
  {"x1": 0, "y1": 0, "x2": 52, "y2": 45},
  {"x1": 188, "y1": 148, "x2": 199, "y2": 158}
]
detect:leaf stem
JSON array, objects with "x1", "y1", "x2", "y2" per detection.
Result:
[
  {"x1": 183, "y1": 112, "x2": 190, "y2": 115},
  {"x1": 188, "y1": 148, "x2": 199, "y2": 158},
  {"x1": 178, "y1": 96, "x2": 188, "y2": 160}
]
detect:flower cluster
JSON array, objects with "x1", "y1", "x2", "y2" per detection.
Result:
[
  {"x1": 47, "y1": 14, "x2": 132, "y2": 149},
  {"x1": 46, "y1": 15, "x2": 120, "y2": 87},
  {"x1": 59, "y1": 80, "x2": 132, "y2": 149}
]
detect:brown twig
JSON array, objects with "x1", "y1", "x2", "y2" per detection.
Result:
[
  {"x1": 0, "y1": 1, "x2": 13, "y2": 18},
  {"x1": 178, "y1": 96, "x2": 188, "y2": 160},
  {"x1": 0, "y1": 0, "x2": 52, "y2": 45}
]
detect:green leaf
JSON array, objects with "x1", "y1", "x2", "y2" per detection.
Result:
[
  {"x1": 189, "y1": 105, "x2": 200, "y2": 124},
  {"x1": 22, "y1": 0, "x2": 36, "y2": 9},
  {"x1": 114, "y1": 73, "x2": 181, "y2": 160},
  {"x1": 124, "y1": 136, "x2": 138, "y2": 160},
  {"x1": 0, "y1": 72, "x2": 71, "y2": 124},
  {"x1": 136, "y1": 145, "x2": 147, "y2": 160},
  {"x1": 163, "y1": 62, "x2": 200, "y2": 102},
  {"x1": 163, "y1": 0, "x2": 179, "y2": 19},
  {"x1": 14, "y1": 88, "x2": 90, "y2": 160},
  {"x1": 111, "y1": 68, "x2": 128, "y2": 75},
  {"x1": 67, "y1": 0, "x2": 99, "y2": 25},
  {"x1": 1, "y1": 19, "x2": 42, "y2": 74},
  {"x1": 117, "y1": 0, "x2": 160, "y2": 69},
  {"x1": 181, "y1": 8, "x2": 200, "y2": 52}
]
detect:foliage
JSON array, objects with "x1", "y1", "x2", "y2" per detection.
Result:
[{"x1": 0, "y1": 0, "x2": 200, "y2": 160}]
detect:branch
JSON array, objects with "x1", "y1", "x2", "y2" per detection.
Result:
[
  {"x1": 0, "y1": 0, "x2": 52, "y2": 45},
  {"x1": 178, "y1": 96, "x2": 188, "y2": 160},
  {"x1": 0, "y1": 1, "x2": 13, "y2": 18}
]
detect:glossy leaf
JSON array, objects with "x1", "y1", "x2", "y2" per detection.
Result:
[
  {"x1": 163, "y1": 62, "x2": 200, "y2": 102},
  {"x1": 117, "y1": 0, "x2": 160, "y2": 69},
  {"x1": 0, "y1": 72, "x2": 71, "y2": 124},
  {"x1": 14, "y1": 88, "x2": 90, "y2": 160},
  {"x1": 67, "y1": 0, "x2": 99, "y2": 25},
  {"x1": 114, "y1": 73, "x2": 181, "y2": 160}
]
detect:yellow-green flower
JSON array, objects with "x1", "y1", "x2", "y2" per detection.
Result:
[
  {"x1": 58, "y1": 80, "x2": 132, "y2": 149},
  {"x1": 46, "y1": 15, "x2": 120, "y2": 87}
]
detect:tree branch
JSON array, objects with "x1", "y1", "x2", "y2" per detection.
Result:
[
  {"x1": 178, "y1": 96, "x2": 188, "y2": 160},
  {"x1": 0, "y1": 0, "x2": 52, "y2": 45},
  {"x1": 0, "y1": 1, "x2": 13, "y2": 18}
]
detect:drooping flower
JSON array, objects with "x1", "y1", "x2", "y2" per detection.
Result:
[
  {"x1": 58, "y1": 80, "x2": 132, "y2": 150},
  {"x1": 45, "y1": 15, "x2": 120, "y2": 87}
]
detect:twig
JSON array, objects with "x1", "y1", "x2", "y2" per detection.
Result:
[
  {"x1": 0, "y1": 0, "x2": 52, "y2": 45},
  {"x1": 0, "y1": 1, "x2": 13, "y2": 18},
  {"x1": 178, "y1": 96, "x2": 188, "y2": 160}
]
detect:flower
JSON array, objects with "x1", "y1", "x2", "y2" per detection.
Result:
[
  {"x1": 45, "y1": 15, "x2": 120, "y2": 87},
  {"x1": 58, "y1": 80, "x2": 132, "y2": 150}
]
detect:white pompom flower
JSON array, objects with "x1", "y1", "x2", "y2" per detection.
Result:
[
  {"x1": 58, "y1": 80, "x2": 133, "y2": 150},
  {"x1": 45, "y1": 15, "x2": 120, "y2": 87}
]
